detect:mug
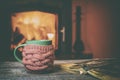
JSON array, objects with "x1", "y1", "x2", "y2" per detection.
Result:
[{"x1": 14, "y1": 40, "x2": 54, "y2": 72}]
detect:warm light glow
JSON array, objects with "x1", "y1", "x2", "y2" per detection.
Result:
[
  {"x1": 24, "y1": 18, "x2": 30, "y2": 24},
  {"x1": 31, "y1": 17, "x2": 40, "y2": 26},
  {"x1": 11, "y1": 11, "x2": 58, "y2": 50},
  {"x1": 47, "y1": 33, "x2": 54, "y2": 40}
]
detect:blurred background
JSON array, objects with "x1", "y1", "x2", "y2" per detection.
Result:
[{"x1": 0, "y1": 0, "x2": 120, "y2": 61}]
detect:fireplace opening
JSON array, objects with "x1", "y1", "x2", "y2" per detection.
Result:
[
  {"x1": 8, "y1": 10, "x2": 60, "y2": 61},
  {"x1": 10, "y1": 11, "x2": 58, "y2": 52}
]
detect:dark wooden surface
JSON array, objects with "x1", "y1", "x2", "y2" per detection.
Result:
[{"x1": 0, "y1": 60, "x2": 98, "y2": 80}]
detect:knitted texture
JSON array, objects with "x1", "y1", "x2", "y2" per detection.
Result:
[{"x1": 22, "y1": 44, "x2": 54, "y2": 71}]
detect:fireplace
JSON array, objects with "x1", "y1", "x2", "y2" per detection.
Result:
[
  {"x1": 11, "y1": 11, "x2": 58, "y2": 52},
  {"x1": 0, "y1": 0, "x2": 72, "y2": 61}
]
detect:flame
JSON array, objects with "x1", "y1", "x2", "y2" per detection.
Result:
[{"x1": 11, "y1": 11, "x2": 58, "y2": 50}]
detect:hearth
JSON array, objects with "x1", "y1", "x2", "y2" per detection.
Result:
[{"x1": 0, "y1": 0, "x2": 72, "y2": 61}]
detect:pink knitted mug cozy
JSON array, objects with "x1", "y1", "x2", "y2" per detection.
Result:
[{"x1": 14, "y1": 40, "x2": 54, "y2": 73}]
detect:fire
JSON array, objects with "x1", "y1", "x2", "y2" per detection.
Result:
[{"x1": 11, "y1": 11, "x2": 58, "y2": 50}]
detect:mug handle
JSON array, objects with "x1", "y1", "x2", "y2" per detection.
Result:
[{"x1": 14, "y1": 44, "x2": 27, "y2": 63}]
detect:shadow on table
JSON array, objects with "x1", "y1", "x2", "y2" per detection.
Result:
[{"x1": 25, "y1": 65, "x2": 62, "y2": 74}]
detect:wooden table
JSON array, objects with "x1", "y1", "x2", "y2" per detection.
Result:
[{"x1": 0, "y1": 60, "x2": 98, "y2": 80}]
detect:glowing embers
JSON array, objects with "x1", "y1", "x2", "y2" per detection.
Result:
[{"x1": 11, "y1": 11, "x2": 58, "y2": 50}]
